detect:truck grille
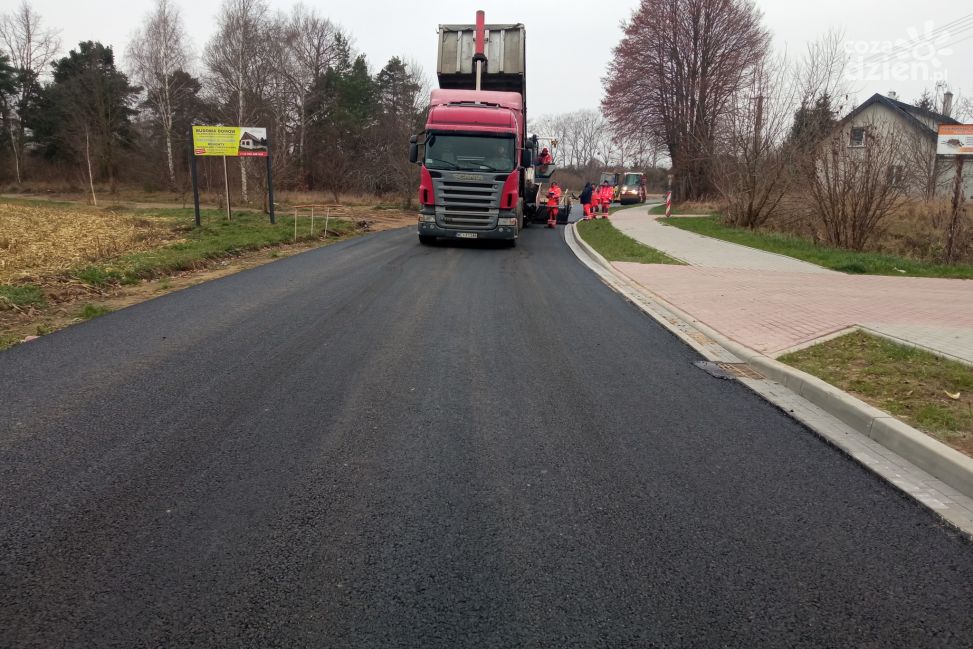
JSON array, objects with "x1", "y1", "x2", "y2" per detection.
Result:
[{"x1": 435, "y1": 175, "x2": 501, "y2": 229}]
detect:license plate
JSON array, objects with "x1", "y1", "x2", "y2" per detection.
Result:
[{"x1": 456, "y1": 232, "x2": 478, "y2": 239}]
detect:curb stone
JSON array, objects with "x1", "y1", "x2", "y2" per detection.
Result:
[{"x1": 567, "y1": 219, "x2": 973, "y2": 536}]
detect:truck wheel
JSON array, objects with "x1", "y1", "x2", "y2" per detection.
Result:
[{"x1": 418, "y1": 235, "x2": 437, "y2": 245}]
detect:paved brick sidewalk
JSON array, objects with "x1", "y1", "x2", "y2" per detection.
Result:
[
  {"x1": 609, "y1": 208, "x2": 973, "y2": 363},
  {"x1": 613, "y1": 211, "x2": 831, "y2": 273}
]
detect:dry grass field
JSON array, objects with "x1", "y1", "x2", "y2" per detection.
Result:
[{"x1": 0, "y1": 202, "x2": 181, "y2": 283}]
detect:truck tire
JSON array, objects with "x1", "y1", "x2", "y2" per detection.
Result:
[{"x1": 418, "y1": 235, "x2": 437, "y2": 245}]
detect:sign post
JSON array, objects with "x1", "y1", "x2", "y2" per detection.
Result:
[
  {"x1": 189, "y1": 144, "x2": 201, "y2": 227},
  {"x1": 190, "y1": 125, "x2": 273, "y2": 226},
  {"x1": 266, "y1": 130, "x2": 275, "y2": 224},
  {"x1": 222, "y1": 155, "x2": 231, "y2": 221},
  {"x1": 937, "y1": 125, "x2": 973, "y2": 264}
]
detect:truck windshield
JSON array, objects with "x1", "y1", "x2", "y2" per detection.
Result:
[
  {"x1": 623, "y1": 174, "x2": 641, "y2": 186},
  {"x1": 424, "y1": 134, "x2": 516, "y2": 172}
]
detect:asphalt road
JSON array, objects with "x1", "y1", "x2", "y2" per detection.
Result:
[{"x1": 2, "y1": 215, "x2": 973, "y2": 648}]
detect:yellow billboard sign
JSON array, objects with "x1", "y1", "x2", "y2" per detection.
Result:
[{"x1": 192, "y1": 126, "x2": 268, "y2": 157}]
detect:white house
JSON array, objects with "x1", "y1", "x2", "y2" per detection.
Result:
[{"x1": 837, "y1": 92, "x2": 972, "y2": 200}]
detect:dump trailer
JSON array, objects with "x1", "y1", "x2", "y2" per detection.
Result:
[{"x1": 409, "y1": 11, "x2": 546, "y2": 245}]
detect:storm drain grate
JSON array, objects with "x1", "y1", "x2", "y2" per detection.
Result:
[{"x1": 694, "y1": 361, "x2": 764, "y2": 381}]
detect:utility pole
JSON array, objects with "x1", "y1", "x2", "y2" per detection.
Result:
[{"x1": 945, "y1": 156, "x2": 966, "y2": 264}]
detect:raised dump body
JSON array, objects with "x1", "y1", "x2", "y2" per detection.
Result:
[{"x1": 436, "y1": 23, "x2": 526, "y2": 96}]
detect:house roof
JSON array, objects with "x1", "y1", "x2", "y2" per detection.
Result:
[{"x1": 840, "y1": 93, "x2": 960, "y2": 139}]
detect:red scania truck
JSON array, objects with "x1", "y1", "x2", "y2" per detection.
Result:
[{"x1": 409, "y1": 11, "x2": 549, "y2": 246}]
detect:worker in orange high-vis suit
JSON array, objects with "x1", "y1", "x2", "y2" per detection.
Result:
[
  {"x1": 599, "y1": 180, "x2": 612, "y2": 218},
  {"x1": 538, "y1": 147, "x2": 553, "y2": 166},
  {"x1": 546, "y1": 182, "x2": 561, "y2": 228}
]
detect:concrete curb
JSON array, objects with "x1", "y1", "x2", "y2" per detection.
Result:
[{"x1": 569, "y1": 220, "x2": 973, "y2": 519}]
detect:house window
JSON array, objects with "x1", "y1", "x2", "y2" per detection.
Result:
[{"x1": 849, "y1": 127, "x2": 866, "y2": 147}]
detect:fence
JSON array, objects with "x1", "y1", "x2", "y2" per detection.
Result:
[{"x1": 290, "y1": 204, "x2": 350, "y2": 242}]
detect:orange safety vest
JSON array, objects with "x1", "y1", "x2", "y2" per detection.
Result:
[
  {"x1": 546, "y1": 185, "x2": 561, "y2": 207},
  {"x1": 600, "y1": 185, "x2": 612, "y2": 202}
]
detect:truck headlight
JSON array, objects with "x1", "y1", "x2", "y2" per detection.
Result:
[
  {"x1": 497, "y1": 217, "x2": 518, "y2": 226},
  {"x1": 420, "y1": 213, "x2": 436, "y2": 223}
]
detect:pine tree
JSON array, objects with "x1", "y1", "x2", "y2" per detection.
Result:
[
  {"x1": 29, "y1": 42, "x2": 139, "y2": 194},
  {"x1": 789, "y1": 94, "x2": 837, "y2": 148}
]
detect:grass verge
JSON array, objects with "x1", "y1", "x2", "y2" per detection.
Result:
[
  {"x1": 69, "y1": 209, "x2": 355, "y2": 287},
  {"x1": 662, "y1": 216, "x2": 973, "y2": 279},
  {"x1": 0, "y1": 284, "x2": 46, "y2": 310},
  {"x1": 577, "y1": 219, "x2": 684, "y2": 265},
  {"x1": 780, "y1": 330, "x2": 973, "y2": 456},
  {"x1": 77, "y1": 304, "x2": 112, "y2": 320}
]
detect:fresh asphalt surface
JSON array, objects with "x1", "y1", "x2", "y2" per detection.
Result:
[{"x1": 2, "y1": 208, "x2": 973, "y2": 648}]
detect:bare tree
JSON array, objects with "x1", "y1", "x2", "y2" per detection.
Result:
[
  {"x1": 0, "y1": 0, "x2": 60, "y2": 183},
  {"x1": 713, "y1": 32, "x2": 848, "y2": 228},
  {"x1": 280, "y1": 4, "x2": 341, "y2": 188},
  {"x1": 712, "y1": 55, "x2": 795, "y2": 228},
  {"x1": 794, "y1": 30, "x2": 849, "y2": 112},
  {"x1": 802, "y1": 120, "x2": 906, "y2": 250},
  {"x1": 204, "y1": 0, "x2": 271, "y2": 203},
  {"x1": 956, "y1": 96, "x2": 973, "y2": 123},
  {"x1": 533, "y1": 109, "x2": 608, "y2": 168},
  {"x1": 127, "y1": 0, "x2": 190, "y2": 191},
  {"x1": 898, "y1": 126, "x2": 951, "y2": 200},
  {"x1": 573, "y1": 109, "x2": 608, "y2": 166},
  {"x1": 604, "y1": 0, "x2": 770, "y2": 201}
]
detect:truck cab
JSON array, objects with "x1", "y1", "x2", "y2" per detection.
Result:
[{"x1": 415, "y1": 90, "x2": 526, "y2": 243}]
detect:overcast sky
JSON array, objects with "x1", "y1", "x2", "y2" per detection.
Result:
[{"x1": 22, "y1": 0, "x2": 973, "y2": 118}]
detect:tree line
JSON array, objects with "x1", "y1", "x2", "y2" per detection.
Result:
[
  {"x1": 0, "y1": 0, "x2": 426, "y2": 204},
  {"x1": 602, "y1": 0, "x2": 973, "y2": 259}
]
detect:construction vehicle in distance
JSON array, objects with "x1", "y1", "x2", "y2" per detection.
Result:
[
  {"x1": 409, "y1": 11, "x2": 553, "y2": 246},
  {"x1": 599, "y1": 171, "x2": 647, "y2": 205}
]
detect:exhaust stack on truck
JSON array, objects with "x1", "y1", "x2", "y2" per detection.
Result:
[{"x1": 409, "y1": 11, "x2": 546, "y2": 246}]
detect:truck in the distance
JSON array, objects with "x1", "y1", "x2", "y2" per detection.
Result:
[{"x1": 409, "y1": 11, "x2": 549, "y2": 246}]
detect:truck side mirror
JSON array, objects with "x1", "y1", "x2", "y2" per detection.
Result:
[
  {"x1": 521, "y1": 149, "x2": 532, "y2": 167},
  {"x1": 409, "y1": 135, "x2": 418, "y2": 164}
]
